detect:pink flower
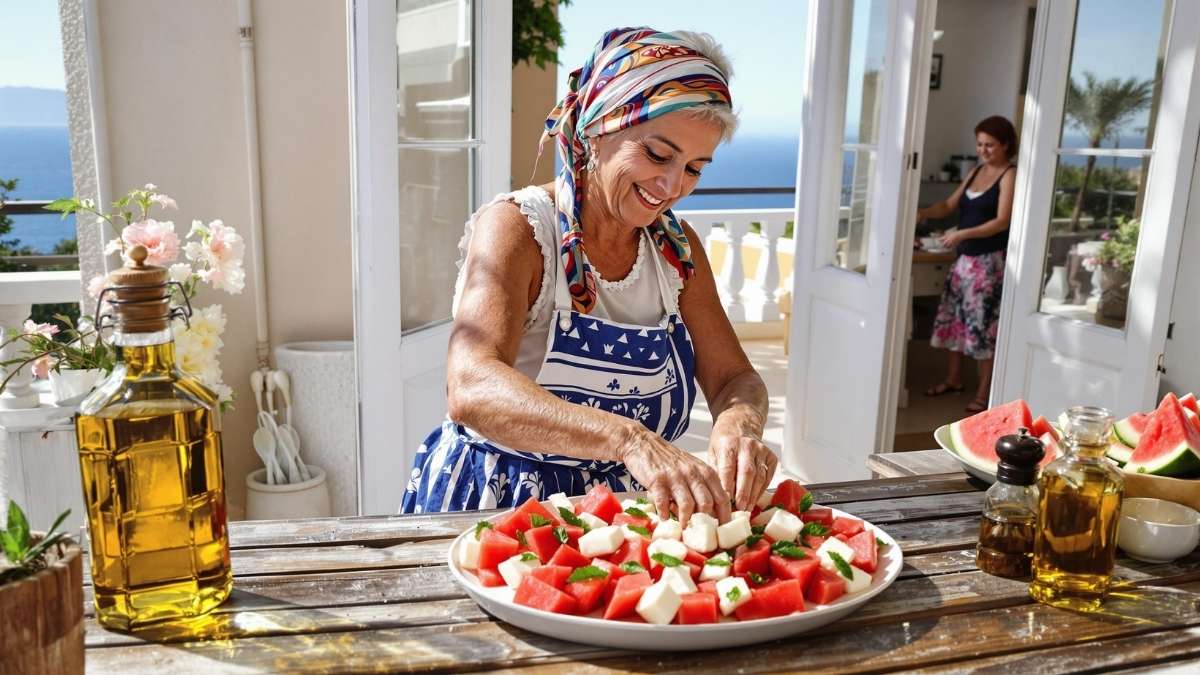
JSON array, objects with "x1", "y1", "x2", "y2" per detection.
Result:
[
  {"x1": 87, "y1": 274, "x2": 108, "y2": 299},
  {"x1": 1100, "y1": 232, "x2": 1112, "y2": 241},
  {"x1": 32, "y1": 355, "x2": 52, "y2": 379},
  {"x1": 121, "y1": 219, "x2": 180, "y2": 266},
  {"x1": 23, "y1": 320, "x2": 59, "y2": 337},
  {"x1": 185, "y1": 220, "x2": 245, "y2": 294}
]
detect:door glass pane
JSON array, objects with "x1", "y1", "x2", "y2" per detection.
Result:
[
  {"x1": 834, "y1": 0, "x2": 887, "y2": 273},
  {"x1": 396, "y1": 0, "x2": 473, "y2": 141},
  {"x1": 399, "y1": 147, "x2": 474, "y2": 332},
  {"x1": 1037, "y1": 0, "x2": 1171, "y2": 329}
]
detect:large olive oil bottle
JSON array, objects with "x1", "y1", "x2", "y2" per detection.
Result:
[{"x1": 76, "y1": 245, "x2": 232, "y2": 630}]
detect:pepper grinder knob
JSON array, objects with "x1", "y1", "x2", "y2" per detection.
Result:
[{"x1": 995, "y1": 428, "x2": 1045, "y2": 486}]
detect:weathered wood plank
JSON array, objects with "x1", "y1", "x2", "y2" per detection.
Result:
[
  {"x1": 868, "y1": 449, "x2": 964, "y2": 478},
  {"x1": 83, "y1": 583, "x2": 1200, "y2": 673}
]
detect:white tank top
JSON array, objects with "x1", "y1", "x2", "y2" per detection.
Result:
[{"x1": 452, "y1": 185, "x2": 683, "y2": 380}]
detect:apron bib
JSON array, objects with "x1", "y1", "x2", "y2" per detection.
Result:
[{"x1": 401, "y1": 229, "x2": 698, "y2": 513}]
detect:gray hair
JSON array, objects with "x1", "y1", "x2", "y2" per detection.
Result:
[{"x1": 672, "y1": 30, "x2": 739, "y2": 143}]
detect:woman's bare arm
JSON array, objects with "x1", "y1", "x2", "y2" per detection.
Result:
[{"x1": 917, "y1": 174, "x2": 971, "y2": 221}]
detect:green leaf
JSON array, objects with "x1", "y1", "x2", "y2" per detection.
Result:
[
  {"x1": 828, "y1": 551, "x2": 854, "y2": 580},
  {"x1": 516, "y1": 530, "x2": 528, "y2": 548},
  {"x1": 7, "y1": 501, "x2": 30, "y2": 551},
  {"x1": 651, "y1": 552, "x2": 683, "y2": 567},
  {"x1": 474, "y1": 521, "x2": 493, "y2": 540},
  {"x1": 43, "y1": 198, "x2": 79, "y2": 218},
  {"x1": 627, "y1": 525, "x2": 651, "y2": 537},
  {"x1": 553, "y1": 526, "x2": 569, "y2": 544},
  {"x1": 519, "y1": 552, "x2": 539, "y2": 562},
  {"x1": 704, "y1": 556, "x2": 731, "y2": 567},
  {"x1": 747, "y1": 571, "x2": 766, "y2": 585},
  {"x1": 529, "y1": 514, "x2": 552, "y2": 528},
  {"x1": 743, "y1": 534, "x2": 764, "y2": 548},
  {"x1": 751, "y1": 525, "x2": 765, "y2": 535},
  {"x1": 566, "y1": 565, "x2": 609, "y2": 583},
  {"x1": 0, "y1": 530, "x2": 21, "y2": 563},
  {"x1": 771, "y1": 541, "x2": 807, "y2": 559},
  {"x1": 23, "y1": 531, "x2": 70, "y2": 565},
  {"x1": 725, "y1": 586, "x2": 742, "y2": 602},
  {"x1": 557, "y1": 507, "x2": 588, "y2": 531},
  {"x1": 876, "y1": 537, "x2": 887, "y2": 548},
  {"x1": 801, "y1": 522, "x2": 830, "y2": 537},
  {"x1": 624, "y1": 506, "x2": 648, "y2": 518},
  {"x1": 45, "y1": 509, "x2": 70, "y2": 538},
  {"x1": 800, "y1": 493, "x2": 814, "y2": 512},
  {"x1": 619, "y1": 561, "x2": 646, "y2": 574},
  {"x1": 635, "y1": 497, "x2": 650, "y2": 505}
]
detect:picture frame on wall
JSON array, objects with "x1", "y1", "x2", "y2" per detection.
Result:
[{"x1": 930, "y1": 53, "x2": 943, "y2": 90}]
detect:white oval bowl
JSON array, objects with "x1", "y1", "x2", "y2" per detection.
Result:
[
  {"x1": 1118, "y1": 497, "x2": 1200, "y2": 563},
  {"x1": 447, "y1": 498, "x2": 903, "y2": 651}
]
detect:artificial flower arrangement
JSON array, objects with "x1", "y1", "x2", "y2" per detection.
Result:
[{"x1": 1, "y1": 185, "x2": 244, "y2": 408}]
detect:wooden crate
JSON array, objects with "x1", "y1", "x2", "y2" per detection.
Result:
[{"x1": 0, "y1": 421, "x2": 86, "y2": 535}]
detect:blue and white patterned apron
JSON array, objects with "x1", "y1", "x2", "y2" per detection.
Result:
[{"x1": 400, "y1": 232, "x2": 698, "y2": 513}]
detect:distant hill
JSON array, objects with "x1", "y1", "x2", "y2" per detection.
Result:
[{"x1": 0, "y1": 87, "x2": 67, "y2": 126}]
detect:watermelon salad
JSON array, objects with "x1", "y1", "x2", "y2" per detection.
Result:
[
  {"x1": 942, "y1": 393, "x2": 1200, "y2": 479},
  {"x1": 454, "y1": 480, "x2": 893, "y2": 625}
]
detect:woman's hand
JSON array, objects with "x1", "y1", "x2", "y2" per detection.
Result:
[
  {"x1": 915, "y1": 209, "x2": 927, "y2": 225},
  {"x1": 619, "y1": 425, "x2": 731, "y2": 526},
  {"x1": 709, "y1": 431, "x2": 778, "y2": 512},
  {"x1": 939, "y1": 229, "x2": 966, "y2": 248}
]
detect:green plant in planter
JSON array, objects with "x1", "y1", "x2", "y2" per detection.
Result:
[
  {"x1": 1095, "y1": 217, "x2": 1139, "y2": 274},
  {"x1": 0, "y1": 501, "x2": 72, "y2": 585},
  {"x1": 0, "y1": 313, "x2": 116, "y2": 395}
]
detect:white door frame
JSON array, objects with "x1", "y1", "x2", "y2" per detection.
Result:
[
  {"x1": 349, "y1": 0, "x2": 512, "y2": 515},
  {"x1": 784, "y1": 0, "x2": 936, "y2": 481},
  {"x1": 992, "y1": 0, "x2": 1200, "y2": 417}
]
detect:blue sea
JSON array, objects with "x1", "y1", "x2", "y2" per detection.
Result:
[{"x1": 0, "y1": 126, "x2": 76, "y2": 253}]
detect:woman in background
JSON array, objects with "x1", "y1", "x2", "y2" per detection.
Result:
[{"x1": 918, "y1": 115, "x2": 1018, "y2": 413}]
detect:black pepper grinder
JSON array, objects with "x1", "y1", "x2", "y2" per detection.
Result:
[{"x1": 976, "y1": 428, "x2": 1044, "y2": 579}]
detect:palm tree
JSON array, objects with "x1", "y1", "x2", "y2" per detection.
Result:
[{"x1": 1063, "y1": 72, "x2": 1154, "y2": 231}]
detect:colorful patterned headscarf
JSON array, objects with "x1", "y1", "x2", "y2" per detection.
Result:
[{"x1": 541, "y1": 27, "x2": 733, "y2": 314}]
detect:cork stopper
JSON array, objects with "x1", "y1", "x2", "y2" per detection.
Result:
[{"x1": 104, "y1": 245, "x2": 173, "y2": 333}]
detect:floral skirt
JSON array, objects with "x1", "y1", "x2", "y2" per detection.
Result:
[{"x1": 930, "y1": 251, "x2": 1005, "y2": 360}]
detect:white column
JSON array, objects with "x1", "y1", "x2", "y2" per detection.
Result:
[
  {"x1": 0, "y1": 303, "x2": 38, "y2": 410},
  {"x1": 718, "y1": 219, "x2": 746, "y2": 323},
  {"x1": 742, "y1": 218, "x2": 782, "y2": 322}
]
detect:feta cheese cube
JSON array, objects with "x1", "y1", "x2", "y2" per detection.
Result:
[
  {"x1": 730, "y1": 510, "x2": 752, "y2": 523},
  {"x1": 816, "y1": 536, "x2": 858, "y2": 572},
  {"x1": 578, "y1": 525, "x2": 624, "y2": 558},
  {"x1": 716, "y1": 576, "x2": 752, "y2": 616},
  {"x1": 756, "y1": 489, "x2": 774, "y2": 509},
  {"x1": 635, "y1": 581, "x2": 682, "y2": 625},
  {"x1": 652, "y1": 519, "x2": 682, "y2": 541},
  {"x1": 699, "y1": 552, "x2": 732, "y2": 581},
  {"x1": 717, "y1": 516, "x2": 753, "y2": 550},
  {"x1": 497, "y1": 553, "x2": 539, "y2": 588},
  {"x1": 647, "y1": 538, "x2": 688, "y2": 566},
  {"x1": 764, "y1": 508, "x2": 804, "y2": 543},
  {"x1": 687, "y1": 512, "x2": 719, "y2": 530},
  {"x1": 621, "y1": 498, "x2": 657, "y2": 516},
  {"x1": 621, "y1": 524, "x2": 648, "y2": 542},
  {"x1": 547, "y1": 492, "x2": 574, "y2": 515},
  {"x1": 577, "y1": 511, "x2": 608, "y2": 531},
  {"x1": 457, "y1": 537, "x2": 481, "y2": 570},
  {"x1": 844, "y1": 564, "x2": 873, "y2": 594},
  {"x1": 646, "y1": 511, "x2": 662, "y2": 526},
  {"x1": 682, "y1": 520, "x2": 718, "y2": 553},
  {"x1": 659, "y1": 564, "x2": 698, "y2": 595},
  {"x1": 751, "y1": 507, "x2": 779, "y2": 527}
]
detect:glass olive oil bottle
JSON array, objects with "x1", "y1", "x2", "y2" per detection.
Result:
[
  {"x1": 1029, "y1": 406, "x2": 1123, "y2": 612},
  {"x1": 76, "y1": 245, "x2": 232, "y2": 629}
]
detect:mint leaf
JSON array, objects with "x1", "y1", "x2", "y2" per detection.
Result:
[
  {"x1": 771, "y1": 541, "x2": 807, "y2": 559},
  {"x1": 620, "y1": 561, "x2": 647, "y2": 574},
  {"x1": 828, "y1": 551, "x2": 854, "y2": 580},
  {"x1": 627, "y1": 525, "x2": 651, "y2": 537},
  {"x1": 636, "y1": 497, "x2": 650, "y2": 505},
  {"x1": 516, "y1": 530, "x2": 528, "y2": 548},
  {"x1": 651, "y1": 552, "x2": 683, "y2": 567},
  {"x1": 751, "y1": 525, "x2": 765, "y2": 535},
  {"x1": 557, "y1": 507, "x2": 589, "y2": 531},
  {"x1": 747, "y1": 571, "x2": 766, "y2": 585},
  {"x1": 519, "y1": 552, "x2": 539, "y2": 562},
  {"x1": 726, "y1": 586, "x2": 742, "y2": 602},
  {"x1": 474, "y1": 521, "x2": 493, "y2": 540},
  {"x1": 529, "y1": 514, "x2": 552, "y2": 528},
  {"x1": 566, "y1": 565, "x2": 609, "y2": 583},
  {"x1": 743, "y1": 534, "x2": 764, "y2": 548},
  {"x1": 553, "y1": 526, "x2": 569, "y2": 544},
  {"x1": 801, "y1": 522, "x2": 829, "y2": 537},
  {"x1": 624, "y1": 506, "x2": 649, "y2": 518},
  {"x1": 800, "y1": 493, "x2": 814, "y2": 512},
  {"x1": 704, "y1": 556, "x2": 731, "y2": 567}
]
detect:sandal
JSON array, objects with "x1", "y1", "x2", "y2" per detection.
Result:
[
  {"x1": 924, "y1": 381, "x2": 965, "y2": 397},
  {"x1": 965, "y1": 396, "x2": 988, "y2": 413}
]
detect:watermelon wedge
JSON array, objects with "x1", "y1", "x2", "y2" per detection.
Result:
[
  {"x1": 1036, "y1": 432, "x2": 1061, "y2": 468},
  {"x1": 1114, "y1": 412, "x2": 1150, "y2": 448},
  {"x1": 1030, "y1": 416, "x2": 1059, "y2": 441},
  {"x1": 948, "y1": 399, "x2": 1034, "y2": 474},
  {"x1": 1106, "y1": 442, "x2": 1134, "y2": 466},
  {"x1": 1180, "y1": 393, "x2": 1199, "y2": 414},
  {"x1": 1125, "y1": 393, "x2": 1200, "y2": 477}
]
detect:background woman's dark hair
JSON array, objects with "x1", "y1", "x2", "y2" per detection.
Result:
[{"x1": 974, "y1": 116, "x2": 1019, "y2": 159}]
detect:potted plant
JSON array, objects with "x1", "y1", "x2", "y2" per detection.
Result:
[
  {"x1": 0, "y1": 315, "x2": 116, "y2": 406},
  {"x1": 1084, "y1": 217, "x2": 1138, "y2": 322},
  {"x1": 939, "y1": 160, "x2": 956, "y2": 183},
  {"x1": 0, "y1": 501, "x2": 83, "y2": 675}
]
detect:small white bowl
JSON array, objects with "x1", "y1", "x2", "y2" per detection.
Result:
[{"x1": 1118, "y1": 497, "x2": 1200, "y2": 563}]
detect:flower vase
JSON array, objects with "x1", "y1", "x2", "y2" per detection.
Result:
[
  {"x1": 1043, "y1": 265, "x2": 1068, "y2": 302},
  {"x1": 1098, "y1": 266, "x2": 1131, "y2": 322},
  {"x1": 48, "y1": 369, "x2": 105, "y2": 407}
]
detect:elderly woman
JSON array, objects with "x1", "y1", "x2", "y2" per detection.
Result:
[{"x1": 401, "y1": 28, "x2": 774, "y2": 524}]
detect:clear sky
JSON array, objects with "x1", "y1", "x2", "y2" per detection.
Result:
[
  {"x1": 0, "y1": 0, "x2": 65, "y2": 89},
  {"x1": 557, "y1": 0, "x2": 810, "y2": 137}
]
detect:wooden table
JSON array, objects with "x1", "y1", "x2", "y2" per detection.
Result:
[
  {"x1": 82, "y1": 475, "x2": 1200, "y2": 673},
  {"x1": 869, "y1": 448, "x2": 963, "y2": 478}
]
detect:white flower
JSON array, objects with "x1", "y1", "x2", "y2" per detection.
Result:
[
  {"x1": 186, "y1": 220, "x2": 246, "y2": 294},
  {"x1": 104, "y1": 238, "x2": 123, "y2": 256},
  {"x1": 169, "y1": 263, "x2": 194, "y2": 284},
  {"x1": 150, "y1": 194, "x2": 178, "y2": 210},
  {"x1": 187, "y1": 220, "x2": 207, "y2": 240},
  {"x1": 211, "y1": 382, "x2": 234, "y2": 404},
  {"x1": 144, "y1": 183, "x2": 157, "y2": 191}
]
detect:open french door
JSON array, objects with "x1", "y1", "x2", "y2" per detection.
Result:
[
  {"x1": 352, "y1": 0, "x2": 512, "y2": 514},
  {"x1": 784, "y1": 0, "x2": 936, "y2": 482},
  {"x1": 992, "y1": 0, "x2": 1200, "y2": 418}
]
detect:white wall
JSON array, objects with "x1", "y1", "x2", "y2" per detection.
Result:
[{"x1": 921, "y1": 0, "x2": 1028, "y2": 175}]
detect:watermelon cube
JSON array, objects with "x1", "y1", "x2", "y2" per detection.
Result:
[
  {"x1": 733, "y1": 539, "x2": 771, "y2": 578},
  {"x1": 769, "y1": 554, "x2": 820, "y2": 588},
  {"x1": 477, "y1": 528, "x2": 520, "y2": 569},
  {"x1": 608, "y1": 537, "x2": 651, "y2": 571},
  {"x1": 566, "y1": 577, "x2": 608, "y2": 614},
  {"x1": 577, "y1": 484, "x2": 623, "y2": 523},
  {"x1": 513, "y1": 574, "x2": 579, "y2": 614},
  {"x1": 529, "y1": 564, "x2": 573, "y2": 590},
  {"x1": 802, "y1": 534, "x2": 828, "y2": 550},
  {"x1": 603, "y1": 572, "x2": 652, "y2": 620},
  {"x1": 476, "y1": 567, "x2": 505, "y2": 587},
  {"x1": 548, "y1": 544, "x2": 591, "y2": 569},
  {"x1": 846, "y1": 530, "x2": 879, "y2": 573},
  {"x1": 496, "y1": 496, "x2": 558, "y2": 537},
  {"x1": 697, "y1": 580, "x2": 720, "y2": 595},
  {"x1": 806, "y1": 567, "x2": 847, "y2": 605},
  {"x1": 524, "y1": 525, "x2": 564, "y2": 563},
  {"x1": 612, "y1": 512, "x2": 652, "y2": 530},
  {"x1": 676, "y1": 592, "x2": 720, "y2": 624},
  {"x1": 736, "y1": 579, "x2": 805, "y2": 620},
  {"x1": 830, "y1": 516, "x2": 864, "y2": 537},
  {"x1": 769, "y1": 479, "x2": 809, "y2": 514},
  {"x1": 801, "y1": 506, "x2": 834, "y2": 527}
]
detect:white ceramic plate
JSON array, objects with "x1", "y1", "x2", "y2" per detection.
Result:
[
  {"x1": 448, "y1": 499, "x2": 904, "y2": 651},
  {"x1": 934, "y1": 424, "x2": 997, "y2": 484}
]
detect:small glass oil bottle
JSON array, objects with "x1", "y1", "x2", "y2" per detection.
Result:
[
  {"x1": 1029, "y1": 406, "x2": 1123, "y2": 612},
  {"x1": 977, "y1": 428, "x2": 1043, "y2": 579},
  {"x1": 76, "y1": 245, "x2": 232, "y2": 630}
]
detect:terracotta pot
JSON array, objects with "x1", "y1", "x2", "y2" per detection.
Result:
[{"x1": 0, "y1": 538, "x2": 84, "y2": 674}]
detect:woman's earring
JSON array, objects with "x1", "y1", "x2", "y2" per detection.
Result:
[{"x1": 586, "y1": 153, "x2": 598, "y2": 173}]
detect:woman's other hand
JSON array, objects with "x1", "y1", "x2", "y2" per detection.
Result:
[
  {"x1": 939, "y1": 229, "x2": 966, "y2": 249},
  {"x1": 619, "y1": 426, "x2": 731, "y2": 526},
  {"x1": 710, "y1": 431, "x2": 778, "y2": 512}
]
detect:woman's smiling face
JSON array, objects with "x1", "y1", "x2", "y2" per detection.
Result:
[
  {"x1": 976, "y1": 132, "x2": 1008, "y2": 165},
  {"x1": 588, "y1": 112, "x2": 723, "y2": 230}
]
